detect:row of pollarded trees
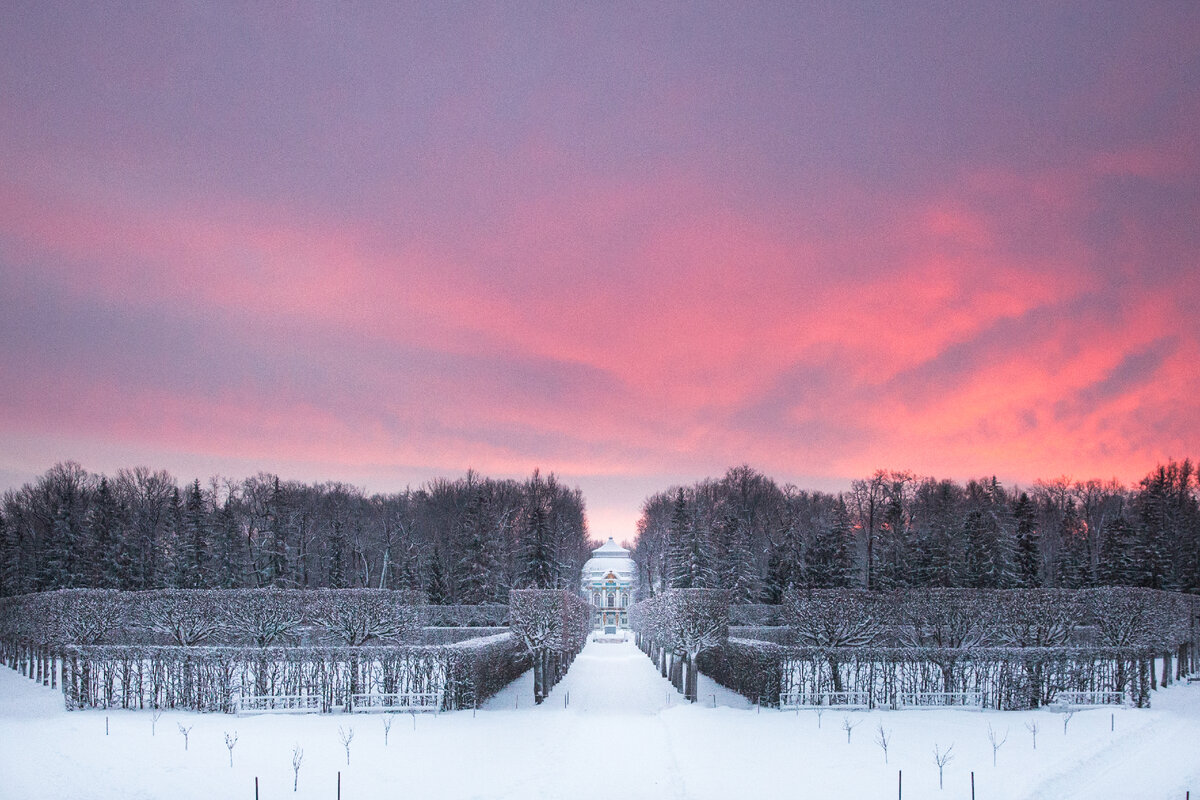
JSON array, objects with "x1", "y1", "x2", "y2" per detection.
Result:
[
  {"x1": 631, "y1": 587, "x2": 1197, "y2": 706},
  {"x1": 629, "y1": 589, "x2": 730, "y2": 702},
  {"x1": 780, "y1": 587, "x2": 1195, "y2": 692},
  {"x1": 0, "y1": 588, "x2": 425, "y2": 699},
  {"x1": 507, "y1": 589, "x2": 593, "y2": 704}
]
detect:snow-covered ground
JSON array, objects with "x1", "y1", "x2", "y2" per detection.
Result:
[{"x1": 2, "y1": 639, "x2": 1198, "y2": 799}]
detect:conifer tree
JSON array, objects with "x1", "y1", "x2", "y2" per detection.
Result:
[
  {"x1": 211, "y1": 499, "x2": 243, "y2": 589},
  {"x1": 177, "y1": 480, "x2": 210, "y2": 588},
  {"x1": 807, "y1": 498, "x2": 855, "y2": 588},
  {"x1": 518, "y1": 475, "x2": 556, "y2": 589},
  {"x1": 1099, "y1": 516, "x2": 1137, "y2": 586},
  {"x1": 87, "y1": 477, "x2": 128, "y2": 588},
  {"x1": 426, "y1": 546, "x2": 451, "y2": 603},
  {"x1": 1133, "y1": 467, "x2": 1173, "y2": 589},
  {"x1": 262, "y1": 477, "x2": 289, "y2": 587},
  {"x1": 1012, "y1": 492, "x2": 1040, "y2": 587},
  {"x1": 457, "y1": 489, "x2": 501, "y2": 602},
  {"x1": 669, "y1": 489, "x2": 714, "y2": 588}
]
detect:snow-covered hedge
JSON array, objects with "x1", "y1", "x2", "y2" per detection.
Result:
[
  {"x1": 59, "y1": 633, "x2": 530, "y2": 712},
  {"x1": 416, "y1": 626, "x2": 509, "y2": 645},
  {"x1": 508, "y1": 589, "x2": 592, "y2": 703},
  {"x1": 728, "y1": 604, "x2": 783, "y2": 626},
  {"x1": 699, "y1": 638, "x2": 1161, "y2": 710},
  {"x1": 0, "y1": 588, "x2": 424, "y2": 647},
  {"x1": 629, "y1": 589, "x2": 730, "y2": 702},
  {"x1": 776, "y1": 588, "x2": 1192, "y2": 650},
  {"x1": 421, "y1": 604, "x2": 509, "y2": 627}
]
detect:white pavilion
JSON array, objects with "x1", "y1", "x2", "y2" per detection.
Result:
[{"x1": 581, "y1": 537, "x2": 636, "y2": 633}]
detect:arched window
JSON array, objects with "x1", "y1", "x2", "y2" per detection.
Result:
[
  {"x1": 607, "y1": 591, "x2": 615, "y2": 608},
  {"x1": 592, "y1": 591, "x2": 601, "y2": 606}
]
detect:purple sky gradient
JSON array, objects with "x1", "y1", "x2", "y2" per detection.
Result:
[{"x1": 2, "y1": 2, "x2": 1198, "y2": 538}]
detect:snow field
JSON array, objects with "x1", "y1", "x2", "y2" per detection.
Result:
[{"x1": 2, "y1": 639, "x2": 1198, "y2": 800}]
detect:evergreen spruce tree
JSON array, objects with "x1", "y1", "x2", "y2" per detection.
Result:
[
  {"x1": 2, "y1": 505, "x2": 33, "y2": 596},
  {"x1": 426, "y1": 546, "x2": 451, "y2": 603},
  {"x1": 668, "y1": 489, "x2": 714, "y2": 588},
  {"x1": 962, "y1": 479, "x2": 1016, "y2": 588},
  {"x1": 177, "y1": 480, "x2": 210, "y2": 588},
  {"x1": 873, "y1": 495, "x2": 910, "y2": 590},
  {"x1": 807, "y1": 498, "x2": 854, "y2": 588},
  {"x1": 457, "y1": 489, "x2": 501, "y2": 603},
  {"x1": 1099, "y1": 516, "x2": 1137, "y2": 586},
  {"x1": 1053, "y1": 498, "x2": 1090, "y2": 588},
  {"x1": 1012, "y1": 491, "x2": 1040, "y2": 587},
  {"x1": 211, "y1": 499, "x2": 243, "y2": 588},
  {"x1": 0, "y1": 513, "x2": 9, "y2": 597},
  {"x1": 262, "y1": 477, "x2": 289, "y2": 587},
  {"x1": 41, "y1": 503, "x2": 77, "y2": 589},
  {"x1": 518, "y1": 490, "x2": 555, "y2": 589},
  {"x1": 87, "y1": 477, "x2": 124, "y2": 588},
  {"x1": 720, "y1": 511, "x2": 758, "y2": 602},
  {"x1": 762, "y1": 526, "x2": 798, "y2": 602},
  {"x1": 1133, "y1": 468, "x2": 1173, "y2": 589}
]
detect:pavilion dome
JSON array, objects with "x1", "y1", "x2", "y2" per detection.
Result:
[{"x1": 581, "y1": 537, "x2": 635, "y2": 583}]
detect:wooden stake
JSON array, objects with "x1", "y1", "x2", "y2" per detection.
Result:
[
  {"x1": 254, "y1": 776, "x2": 258, "y2": 800},
  {"x1": 898, "y1": 770, "x2": 902, "y2": 800}
]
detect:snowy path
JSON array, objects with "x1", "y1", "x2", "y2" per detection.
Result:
[
  {"x1": 484, "y1": 637, "x2": 749, "y2": 713},
  {"x1": 3, "y1": 653, "x2": 1200, "y2": 799}
]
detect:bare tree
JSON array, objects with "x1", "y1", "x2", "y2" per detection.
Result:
[
  {"x1": 1062, "y1": 708, "x2": 1077, "y2": 734},
  {"x1": 338, "y1": 725, "x2": 355, "y2": 766},
  {"x1": 177, "y1": 723, "x2": 193, "y2": 751},
  {"x1": 1025, "y1": 719, "x2": 1039, "y2": 749},
  {"x1": 986, "y1": 724, "x2": 1007, "y2": 766},
  {"x1": 842, "y1": 715, "x2": 862, "y2": 744},
  {"x1": 933, "y1": 742, "x2": 954, "y2": 790},
  {"x1": 383, "y1": 714, "x2": 394, "y2": 746},
  {"x1": 224, "y1": 731, "x2": 238, "y2": 767},
  {"x1": 292, "y1": 745, "x2": 303, "y2": 792},
  {"x1": 874, "y1": 723, "x2": 892, "y2": 763},
  {"x1": 151, "y1": 710, "x2": 163, "y2": 736}
]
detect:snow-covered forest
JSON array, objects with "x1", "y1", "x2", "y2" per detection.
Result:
[
  {"x1": 0, "y1": 464, "x2": 590, "y2": 601},
  {"x1": 633, "y1": 462, "x2": 1200, "y2": 601}
]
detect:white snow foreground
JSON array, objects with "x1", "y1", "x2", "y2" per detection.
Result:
[{"x1": 1, "y1": 639, "x2": 1198, "y2": 800}]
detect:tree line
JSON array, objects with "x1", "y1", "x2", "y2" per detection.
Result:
[
  {"x1": 632, "y1": 461, "x2": 1200, "y2": 601},
  {"x1": 0, "y1": 463, "x2": 591, "y2": 601}
]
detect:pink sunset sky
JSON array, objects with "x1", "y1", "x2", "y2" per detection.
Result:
[{"x1": 1, "y1": 3, "x2": 1198, "y2": 539}]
